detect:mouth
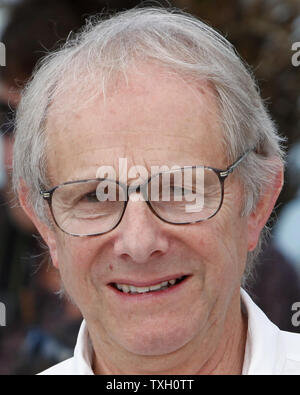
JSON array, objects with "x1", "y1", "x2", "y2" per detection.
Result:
[{"x1": 109, "y1": 275, "x2": 189, "y2": 295}]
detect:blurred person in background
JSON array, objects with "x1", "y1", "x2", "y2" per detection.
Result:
[
  {"x1": 248, "y1": 241, "x2": 300, "y2": 333},
  {"x1": 0, "y1": 0, "x2": 141, "y2": 375},
  {"x1": 273, "y1": 142, "x2": 300, "y2": 271}
]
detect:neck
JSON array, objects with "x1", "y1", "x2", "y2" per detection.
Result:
[{"x1": 90, "y1": 289, "x2": 248, "y2": 375}]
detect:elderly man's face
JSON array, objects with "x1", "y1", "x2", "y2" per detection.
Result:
[{"x1": 41, "y1": 66, "x2": 252, "y2": 357}]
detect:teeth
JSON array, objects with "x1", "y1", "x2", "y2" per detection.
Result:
[
  {"x1": 149, "y1": 283, "x2": 162, "y2": 291},
  {"x1": 122, "y1": 284, "x2": 130, "y2": 293},
  {"x1": 131, "y1": 286, "x2": 149, "y2": 294},
  {"x1": 115, "y1": 277, "x2": 183, "y2": 294}
]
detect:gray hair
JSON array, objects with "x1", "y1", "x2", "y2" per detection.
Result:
[{"x1": 12, "y1": 7, "x2": 285, "y2": 283}]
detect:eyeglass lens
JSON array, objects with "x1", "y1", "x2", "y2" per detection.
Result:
[{"x1": 50, "y1": 167, "x2": 223, "y2": 236}]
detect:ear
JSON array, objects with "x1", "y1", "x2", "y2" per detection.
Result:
[
  {"x1": 247, "y1": 160, "x2": 284, "y2": 251},
  {"x1": 18, "y1": 180, "x2": 59, "y2": 269}
]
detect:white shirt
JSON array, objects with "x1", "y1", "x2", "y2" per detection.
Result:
[{"x1": 39, "y1": 289, "x2": 300, "y2": 375}]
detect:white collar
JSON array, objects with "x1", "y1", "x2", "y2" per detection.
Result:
[
  {"x1": 240, "y1": 288, "x2": 283, "y2": 374},
  {"x1": 73, "y1": 319, "x2": 94, "y2": 375}
]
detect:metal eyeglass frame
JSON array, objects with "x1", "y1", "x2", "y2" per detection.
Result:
[{"x1": 40, "y1": 147, "x2": 254, "y2": 237}]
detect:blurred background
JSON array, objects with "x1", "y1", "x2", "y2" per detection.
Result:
[{"x1": 0, "y1": 0, "x2": 299, "y2": 374}]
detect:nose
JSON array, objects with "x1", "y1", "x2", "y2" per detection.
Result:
[{"x1": 113, "y1": 197, "x2": 169, "y2": 264}]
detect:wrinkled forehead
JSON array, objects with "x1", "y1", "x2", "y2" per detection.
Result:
[
  {"x1": 48, "y1": 62, "x2": 220, "y2": 120},
  {"x1": 45, "y1": 64, "x2": 226, "y2": 184}
]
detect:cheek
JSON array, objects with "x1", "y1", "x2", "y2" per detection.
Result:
[
  {"x1": 215, "y1": 188, "x2": 249, "y2": 271},
  {"x1": 211, "y1": 214, "x2": 248, "y2": 280},
  {"x1": 55, "y1": 236, "x2": 104, "y2": 305},
  {"x1": 57, "y1": 233, "x2": 106, "y2": 270},
  {"x1": 180, "y1": 210, "x2": 248, "y2": 283}
]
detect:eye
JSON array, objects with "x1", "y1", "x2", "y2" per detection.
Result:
[{"x1": 84, "y1": 191, "x2": 99, "y2": 202}]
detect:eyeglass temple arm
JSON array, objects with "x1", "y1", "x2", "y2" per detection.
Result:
[{"x1": 219, "y1": 147, "x2": 255, "y2": 178}]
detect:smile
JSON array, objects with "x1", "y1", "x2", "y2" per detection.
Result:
[{"x1": 111, "y1": 275, "x2": 188, "y2": 295}]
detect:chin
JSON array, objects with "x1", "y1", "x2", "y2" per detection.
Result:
[{"x1": 118, "y1": 323, "x2": 195, "y2": 356}]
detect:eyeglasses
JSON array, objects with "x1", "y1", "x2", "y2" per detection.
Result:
[{"x1": 40, "y1": 148, "x2": 254, "y2": 237}]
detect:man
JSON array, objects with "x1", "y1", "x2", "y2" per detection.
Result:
[{"x1": 12, "y1": 7, "x2": 300, "y2": 374}]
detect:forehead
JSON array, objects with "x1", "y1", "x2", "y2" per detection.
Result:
[{"x1": 46, "y1": 65, "x2": 226, "y2": 185}]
